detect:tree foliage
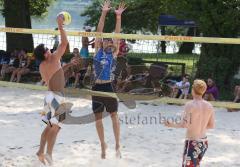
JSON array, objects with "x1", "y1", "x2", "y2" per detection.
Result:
[
  {"x1": 164, "y1": 0, "x2": 240, "y2": 98},
  {"x1": 164, "y1": 0, "x2": 240, "y2": 37},
  {"x1": 82, "y1": 0, "x2": 240, "y2": 98},
  {"x1": 29, "y1": 0, "x2": 55, "y2": 16},
  {"x1": 0, "y1": 0, "x2": 55, "y2": 17},
  {"x1": 0, "y1": 0, "x2": 55, "y2": 52},
  {"x1": 81, "y1": 0, "x2": 164, "y2": 34},
  {"x1": 81, "y1": 0, "x2": 199, "y2": 53}
]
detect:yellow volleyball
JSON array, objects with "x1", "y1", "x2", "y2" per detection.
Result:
[{"x1": 58, "y1": 11, "x2": 71, "y2": 25}]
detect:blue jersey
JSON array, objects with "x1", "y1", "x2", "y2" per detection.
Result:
[{"x1": 93, "y1": 48, "x2": 115, "y2": 81}]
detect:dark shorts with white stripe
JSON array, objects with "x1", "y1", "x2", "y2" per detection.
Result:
[{"x1": 92, "y1": 83, "x2": 118, "y2": 113}]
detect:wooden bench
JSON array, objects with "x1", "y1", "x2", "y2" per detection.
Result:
[{"x1": 22, "y1": 71, "x2": 41, "y2": 82}]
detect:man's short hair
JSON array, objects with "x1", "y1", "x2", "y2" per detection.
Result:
[
  {"x1": 34, "y1": 44, "x2": 46, "y2": 62},
  {"x1": 184, "y1": 74, "x2": 190, "y2": 80},
  {"x1": 192, "y1": 79, "x2": 207, "y2": 96}
]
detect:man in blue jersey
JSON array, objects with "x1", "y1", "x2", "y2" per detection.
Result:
[{"x1": 92, "y1": 0, "x2": 126, "y2": 159}]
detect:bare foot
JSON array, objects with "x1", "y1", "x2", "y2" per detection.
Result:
[
  {"x1": 36, "y1": 152, "x2": 46, "y2": 165},
  {"x1": 101, "y1": 143, "x2": 107, "y2": 159},
  {"x1": 45, "y1": 153, "x2": 53, "y2": 166}
]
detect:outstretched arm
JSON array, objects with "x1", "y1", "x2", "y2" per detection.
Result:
[
  {"x1": 95, "y1": 1, "x2": 111, "y2": 53},
  {"x1": 164, "y1": 104, "x2": 191, "y2": 128},
  {"x1": 53, "y1": 15, "x2": 68, "y2": 60},
  {"x1": 113, "y1": 2, "x2": 127, "y2": 56}
]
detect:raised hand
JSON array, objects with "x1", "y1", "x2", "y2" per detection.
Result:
[
  {"x1": 101, "y1": 0, "x2": 111, "y2": 13},
  {"x1": 115, "y1": 2, "x2": 127, "y2": 16},
  {"x1": 57, "y1": 14, "x2": 64, "y2": 28}
]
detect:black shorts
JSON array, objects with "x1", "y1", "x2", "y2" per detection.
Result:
[{"x1": 92, "y1": 83, "x2": 118, "y2": 113}]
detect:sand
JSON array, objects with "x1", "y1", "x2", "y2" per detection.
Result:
[{"x1": 0, "y1": 87, "x2": 239, "y2": 167}]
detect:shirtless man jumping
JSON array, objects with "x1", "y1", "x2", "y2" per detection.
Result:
[
  {"x1": 165, "y1": 79, "x2": 215, "y2": 167},
  {"x1": 34, "y1": 15, "x2": 76, "y2": 165}
]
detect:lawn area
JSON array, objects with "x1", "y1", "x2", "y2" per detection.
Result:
[{"x1": 127, "y1": 53, "x2": 200, "y2": 76}]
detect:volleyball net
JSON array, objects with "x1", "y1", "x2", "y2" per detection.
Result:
[
  {"x1": 0, "y1": 27, "x2": 213, "y2": 76},
  {"x1": 1, "y1": 27, "x2": 239, "y2": 76},
  {"x1": 0, "y1": 27, "x2": 240, "y2": 109}
]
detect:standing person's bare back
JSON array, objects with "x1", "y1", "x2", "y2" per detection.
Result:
[
  {"x1": 165, "y1": 79, "x2": 215, "y2": 167},
  {"x1": 184, "y1": 99, "x2": 214, "y2": 140}
]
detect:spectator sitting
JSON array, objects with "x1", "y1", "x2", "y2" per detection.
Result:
[
  {"x1": 10, "y1": 49, "x2": 33, "y2": 83},
  {"x1": 0, "y1": 50, "x2": 10, "y2": 79},
  {"x1": 227, "y1": 85, "x2": 240, "y2": 112},
  {"x1": 77, "y1": 26, "x2": 95, "y2": 87},
  {"x1": 118, "y1": 39, "x2": 129, "y2": 57},
  {"x1": 114, "y1": 39, "x2": 130, "y2": 82},
  {"x1": 172, "y1": 75, "x2": 190, "y2": 99},
  {"x1": 81, "y1": 26, "x2": 95, "y2": 59},
  {"x1": 72, "y1": 48, "x2": 85, "y2": 88},
  {"x1": 1, "y1": 49, "x2": 19, "y2": 80},
  {"x1": 63, "y1": 48, "x2": 83, "y2": 87},
  {"x1": 204, "y1": 78, "x2": 219, "y2": 101},
  {"x1": 0, "y1": 50, "x2": 6, "y2": 66}
]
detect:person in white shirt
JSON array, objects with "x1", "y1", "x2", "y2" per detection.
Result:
[{"x1": 173, "y1": 75, "x2": 190, "y2": 99}]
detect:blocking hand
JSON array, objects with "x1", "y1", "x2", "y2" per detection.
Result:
[{"x1": 115, "y1": 2, "x2": 127, "y2": 15}]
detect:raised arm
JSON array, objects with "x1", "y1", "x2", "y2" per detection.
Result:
[
  {"x1": 113, "y1": 2, "x2": 127, "y2": 56},
  {"x1": 53, "y1": 15, "x2": 68, "y2": 60},
  {"x1": 95, "y1": 1, "x2": 111, "y2": 53}
]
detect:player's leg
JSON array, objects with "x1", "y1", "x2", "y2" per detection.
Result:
[
  {"x1": 105, "y1": 88, "x2": 120, "y2": 158},
  {"x1": 110, "y1": 112, "x2": 121, "y2": 157},
  {"x1": 94, "y1": 111, "x2": 107, "y2": 159},
  {"x1": 36, "y1": 125, "x2": 51, "y2": 165},
  {"x1": 46, "y1": 124, "x2": 61, "y2": 164}
]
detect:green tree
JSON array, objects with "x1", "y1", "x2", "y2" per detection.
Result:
[
  {"x1": 82, "y1": 0, "x2": 197, "y2": 53},
  {"x1": 0, "y1": 0, "x2": 55, "y2": 52},
  {"x1": 165, "y1": 0, "x2": 240, "y2": 99},
  {"x1": 81, "y1": 0, "x2": 163, "y2": 34}
]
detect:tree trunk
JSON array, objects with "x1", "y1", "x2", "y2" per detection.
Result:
[
  {"x1": 178, "y1": 27, "x2": 196, "y2": 54},
  {"x1": 4, "y1": 0, "x2": 33, "y2": 52}
]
